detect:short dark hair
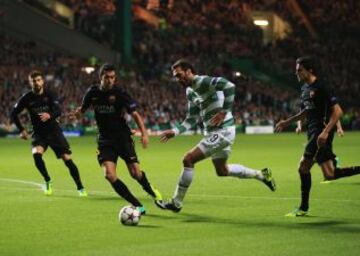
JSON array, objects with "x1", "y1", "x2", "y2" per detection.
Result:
[
  {"x1": 99, "y1": 63, "x2": 116, "y2": 78},
  {"x1": 28, "y1": 70, "x2": 43, "y2": 79},
  {"x1": 296, "y1": 56, "x2": 317, "y2": 74},
  {"x1": 171, "y1": 59, "x2": 196, "y2": 73}
]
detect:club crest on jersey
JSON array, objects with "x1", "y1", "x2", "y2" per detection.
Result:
[
  {"x1": 310, "y1": 90, "x2": 315, "y2": 98},
  {"x1": 109, "y1": 95, "x2": 116, "y2": 103}
]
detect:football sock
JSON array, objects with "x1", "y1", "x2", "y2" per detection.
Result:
[
  {"x1": 111, "y1": 179, "x2": 142, "y2": 207},
  {"x1": 137, "y1": 171, "x2": 156, "y2": 197},
  {"x1": 33, "y1": 153, "x2": 51, "y2": 182},
  {"x1": 228, "y1": 164, "x2": 264, "y2": 181},
  {"x1": 334, "y1": 166, "x2": 360, "y2": 179},
  {"x1": 299, "y1": 172, "x2": 311, "y2": 211},
  {"x1": 64, "y1": 159, "x2": 84, "y2": 190},
  {"x1": 173, "y1": 167, "x2": 194, "y2": 205}
]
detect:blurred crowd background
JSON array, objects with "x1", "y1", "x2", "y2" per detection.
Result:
[{"x1": 1, "y1": 0, "x2": 359, "y2": 135}]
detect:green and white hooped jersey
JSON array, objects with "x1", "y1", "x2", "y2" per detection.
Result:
[{"x1": 173, "y1": 75, "x2": 235, "y2": 135}]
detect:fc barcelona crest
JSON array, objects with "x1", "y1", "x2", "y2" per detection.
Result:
[{"x1": 109, "y1": 95, "x2": 116, "y2": 103}]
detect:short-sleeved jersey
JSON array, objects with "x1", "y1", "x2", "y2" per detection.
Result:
[
  {"x1": 173, "y1": 75, "x2": 235, "y2": 134},
  {"x1": 300, "y1": 80, "x2": 338, "y2": 131},
  {"x1": 80, "y1": 85, "x2": 137, "y2": 140},
  {"x1": 11, "y1": 89, "x2": 61, "y2": 134}
]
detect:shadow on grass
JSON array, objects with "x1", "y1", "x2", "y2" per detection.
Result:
[{"x1": 175, "y1": 212, "x2": 360, "y2": 234}]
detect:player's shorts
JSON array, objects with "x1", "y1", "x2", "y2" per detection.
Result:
[
  {"x1": 31, "y1": 129, "x2": 71, "y2": 158},
  {"x1": 97, "y1": 136, "x2": 138, "y2": 165},
  {"x1": 197, "y1": 126, "x2": 236, "y2": 159},
  {"x1": 303, "y1": 128, "x2": 336, "y2": 164}
]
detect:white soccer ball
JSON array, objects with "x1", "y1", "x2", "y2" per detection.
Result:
[{"x1": 119, "y1": 206, "x2": 141, "y2": 226}]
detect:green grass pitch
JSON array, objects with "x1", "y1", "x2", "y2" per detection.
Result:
[{"x1": 0, "y1": 132, "x2": 359, "y2": 256}]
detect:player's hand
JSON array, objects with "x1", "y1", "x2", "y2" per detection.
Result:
[
  {"x1": 68, "y1": 107, "x2": 82, "y2": 120},
  {"x1": 20, "y1": 129, "x2": 30, "y2": 140},
  {"x1": 160, "y1": 130, "x2": 175, "y2": 143},
  {"x1": 337, "y1": 127, "x2": 345, "y2": 137},
  {"x1": 141, "y1": 134, "x2": 149, "y2": 149},
  {"x1": 209, "y1": 111, "x2": 226, "y2": 127},
  {"x1": 39, "y1": 112, "x2": 51, "y2": 122},
  {"x1": 295, "y1": 126, "x2": 302, "y2": 134},
  {"x1": 317, "y1": 130, "x2": 329, "y2": 147},
  {"x1": 275, "y1": 120, "x2": 289, "y2": 132}
]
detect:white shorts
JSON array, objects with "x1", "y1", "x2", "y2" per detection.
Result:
[{"x1": 197, "y1": 126, "x2": 236, "y2": 159}]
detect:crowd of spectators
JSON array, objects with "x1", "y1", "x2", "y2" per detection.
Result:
[{"x1": 0, "y1": 31, "x2": 299, "y2": 135}]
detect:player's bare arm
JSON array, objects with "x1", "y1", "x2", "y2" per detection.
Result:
[
  {"x1": 336, "y1": 120, "x2": 344, "y2": 137},
  {"x1": 131, "y1": 111, "x2": 149, "y2": 148},
  {"x1": 275, "y1": 109, "x2": 306, "y2": 132},
  {"x1": 295, "y1": 120, "x2": 302, "y2": 134},
  {"x1": 209, "y1": 111, "x2": 226, "y2": 127},
  {"x1": 318, "y1": 104, "x2": 343, "y2": 147}
]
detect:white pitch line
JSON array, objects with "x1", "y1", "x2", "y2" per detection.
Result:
[
  {"x1": 0, "y1": 178, "x2": 42, "y2": 188},
  {"x1": 0, "y1": 177, "x2": 359, "y2": 203}
]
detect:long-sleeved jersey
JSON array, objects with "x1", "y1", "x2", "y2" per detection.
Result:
[{"x1": 173, "y1": 75, "x2": 235, "y2": 135}]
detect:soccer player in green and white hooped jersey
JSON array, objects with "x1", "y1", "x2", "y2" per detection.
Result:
[{"x1": 155, "y1": 59, "x2": 276, "y2": 212}]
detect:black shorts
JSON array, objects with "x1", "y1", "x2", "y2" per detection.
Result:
[
  {"x1": 32, "y1": 130, "x2": 71, "y2": 158},
  {"x1": 303, "y1": 129, "x2": 336, "y2": 164},
  {"x1": 97, "y1": 136, "x2": 139, "y2": 165}
]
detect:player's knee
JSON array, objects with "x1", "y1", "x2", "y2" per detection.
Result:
[
  {"x1": 182, "y1": 154, "x2": 194, "y2": 167},
  {"x1": 129, "y1": 170, "x2": 141, "y2": 180},
  {"x1": 104, "y1": 171, "x2": 117, "y2": 183},
  {"x1": 61, "y1": 154, "x2": 71, "y2": 161},
  {"x1": 298, "y1": 160, "x2": 311, "y2": 174},
  {"x1": 298, "y1": 166, "x2": 310, "y2": 175}
]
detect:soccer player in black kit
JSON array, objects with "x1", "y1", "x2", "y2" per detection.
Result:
[
  {"x1": 70, "y1": 64, "x2": 162, "y2": 215},
  {"x1": 11, "y1": 70, "x2": 87, "y2": 196},
  {"x1": 275, "y1": 56, "x2": 360, "y2": 217}
]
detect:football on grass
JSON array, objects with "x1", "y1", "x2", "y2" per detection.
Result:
[{"x1": 119, "y1": 206, "x2": 141, "y2": 226}]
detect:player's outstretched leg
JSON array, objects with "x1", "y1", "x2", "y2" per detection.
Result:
[
  {"x1": 127, "y1": 163, "x2": 163, "y2": 205},
  {"x1": 111, "y1": 178, "x2": 146, "y2": 215},
  {"x1": 334, "y1": 166, "x2": 360, "y2": 179},
  {"x1": 134, "y1": 169, "x2": 163, "y2": 202},
  {"x1": 286, "y1": 158, "x2": 312, "y2": 217},
  {"x1": 225, "y1": 163, "x2": 276, "y2": 191},
  {"x1": 285, "y1": 171, "x2": 311, "y2": 217},
  {"x1": 155, "y1": 166, "x2": 194, "y2": 213},
  {"x1": 320, "y1": 159, "x2": 360, "y2": 181},
  {"x1": 156, "y1": 148, "x2": 203, "y2": 212},
  {"x1": 62, "y1": 156, "x2": 87, "y2": 196},
  {"x1": 33, "y1": 153, "x2": 52, "y2": 195},
  {"x1": 104, "y1": 161, "x2": 146, "y2": 215}
]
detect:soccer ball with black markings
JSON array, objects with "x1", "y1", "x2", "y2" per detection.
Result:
[{"x1": 119, "y1": 206, "x2": 141, "y2": 226}]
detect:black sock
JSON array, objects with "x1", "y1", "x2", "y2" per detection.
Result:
[
  {"x1": 299, "y1": 172, "x2": 311, "y2": 211},
  {"x1": 64, "y1": 159, "x2": 84, "y2": 190},
  {"x1": 33, "y1": 153, "x2": 51, "y2": 182},
  {"x1": 111, "y1": 179, "x2": 142, "y2": 207},
  {"x1": 137, "y1": 171, "x2": 156, "y2": 198},
  {"x1": 334, "y1": 166, "x2": 360, "y2": 179}
]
